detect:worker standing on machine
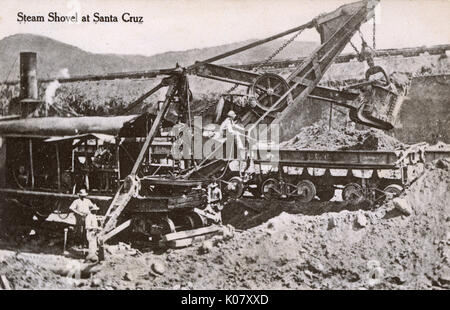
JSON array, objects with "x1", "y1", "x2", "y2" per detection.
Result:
[
  {"x1": 220, "y1": 110, "x2": 237, "y2": 135},
  {"x1": 69, "y1": 189, "x2": 98, "y2": 246},
  {"x1": 220, "y1": 110, "x2": 244, "y2": 153}
]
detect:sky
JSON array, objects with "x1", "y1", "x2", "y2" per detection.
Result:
[{"x1": 0, "y1": 0, "x2": 449, "y2": 56}]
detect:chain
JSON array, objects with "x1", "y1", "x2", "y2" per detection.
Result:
[
  {"x1": 229, "y1": 28, "x2": 305, "y2": 93},
  {"x1": 350, "y1": 27, "x2": 376, "y2": 61},
  {"x1": 199, "y1": 96, "x2": 222, "y2": 116},
  {"x1": 349, "y1": 40, "x2": 361, "y2": 56},
  {"x1": 200, "y1": 28, "x2": 305, "y2": 116},
  {"x1": 358, "y1": 29, "x2": 377, "y2": 54},
  {"x1": 226, "y1": 83, "x2": 240, "y2": 94},
  {"x1": 372, "y1": 15, "x2": 376, "y2": 50},
  {"x1": 199, "y1": 77, "x2": 240, "y2": 116},
  {"x1": 254, "y1": 28, "x2": 305, "y2": 72},
  {"x1": 358, "y1": 30, "x2": 368, "y2": 47}
]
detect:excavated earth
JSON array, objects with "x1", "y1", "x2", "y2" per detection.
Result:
[
  {"x1": 0, "y1": 158, "x2": 448, "y2": 290},
  {"x1": 279, "y1": 121, "x2": 406, "y2": 151}
]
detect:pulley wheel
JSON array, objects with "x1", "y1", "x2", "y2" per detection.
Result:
[{"x1": 250, "y1": 73, "x2": 291, "y2": 113}]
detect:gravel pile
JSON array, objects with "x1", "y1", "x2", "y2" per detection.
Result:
[{"x1": 280, "y1": 121, "x2": 406, "y2": 151}]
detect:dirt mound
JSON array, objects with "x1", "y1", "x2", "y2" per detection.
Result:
[
  {"x1": 194, "y1": 160, "x2": 449, "y2": 289},
  {"x1": 280, "y1": 121, "x2": 405, "y2": 151},
  {"x1": 84, "y1": 160, "x2": 450, "y2": 290},
  {"x1": 0, "y1": 250, "x2": 81, "y2": 289},
  {"x1": 426, "y1": 141, "x2": 450, "y2": 151},
  {"x1": 222, "y1": 198, "x2": 373, "y2": 231},
  {"x1": 0, "y1": 161, "x2": 448, "y2": 290}
]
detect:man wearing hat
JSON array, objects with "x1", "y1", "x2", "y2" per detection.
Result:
[
  {"x1": 69, "y1": 189, "x2": 98, "y2": 245},
  {"x1": 220, "y1": 110, "x2": 237, "y2": 136},
  {"x1": 219, "y1": 110, "x2": 244, "y2": 151}
]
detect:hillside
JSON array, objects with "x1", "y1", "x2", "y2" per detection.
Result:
[{"x1": 0, "y1": 33, "x2": 318, "y2": 80}]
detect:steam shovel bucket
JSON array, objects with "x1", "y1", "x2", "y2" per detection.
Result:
[
  {"x1": 348, "y1": 66, "x2": 405, "y2": 131},
  {"x1": 350, "y1": 84, "x2": 404, "y2": 130}
]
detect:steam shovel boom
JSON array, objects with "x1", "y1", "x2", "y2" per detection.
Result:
[{"x1": 98, "y1": 81, "x2": 177, "y2": 243}]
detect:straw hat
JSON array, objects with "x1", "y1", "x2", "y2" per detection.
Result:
[
  {"x1": 227, "y1": 110, "x2": 236, "y2": 118},
  {"x1": 78, "y1": 189, "x2": 88, "y2": 197}
]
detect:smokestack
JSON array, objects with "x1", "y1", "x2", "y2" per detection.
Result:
[
  {"x1": 18, "y1": 52, "x2": 42, "y2": 118},
  {"x1": 20, "y1": 52, "x2": 38, "y2": 100}
]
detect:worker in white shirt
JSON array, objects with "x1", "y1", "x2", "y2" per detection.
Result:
[
  {"x1": 219, "y1": 110, "x2": 244, "y2": 151},
  {"x1": 69, "y1": 189, "x2": 97, "y2": 245},
  {"x1": 220, "y1": 110, "x2": 237, "y2": 135},
  {"x1": 85, "y1": 204, "x2": 100, "y2": 262}
]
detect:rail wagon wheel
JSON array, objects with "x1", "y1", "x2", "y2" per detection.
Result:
[
  {"x1": 342, "y1": 183, "x2": 364, "y2": 201},
  {"x1": 250, "y1": 73, "x2": 291, "y2": 113},
  {"x1": 294, "y1": 180, "x2": 316, "y2": 203},
  {"x1": 261, "y1": 178, "x2": 282, "y2": 200},
  {"x1": 383, "y1": 184, "x2": 403, "y2": 200},
  {"x1": 190, "y1": 212, "x2": 208, "y2": 229},
  {"x1": 173, "y1": 214, "x2": 196, "y2": 231},
  {"x1": 225, "y1": 176, "x2": 245, "y2": 199},
  {"x1": 183, "y1": 215, "x2": 196, "y2": 230},
  {"x1": 160, "y1": 217, "x2": 176, "y2": 235}
]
